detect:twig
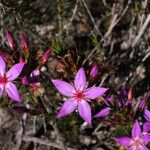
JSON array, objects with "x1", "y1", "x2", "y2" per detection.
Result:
[
  {"x1": 140, "y1": 0, "x2": 148, "y2": 27},
  {"x1": 99, "y1": 73, "x2": 109, "y2": 87},
  {"x1": 23, "y1": 135, "x2": 64, "y2": 150},
  {"x1": 142, "y1": 47, "x2": 150, "y2": 62},
  {"x1": 132, "y1": 14, "x2": 150, "y2": 48},
  {"x1": 104, "y1": 14, "x2": 118, "y2": 39},
  {"x1": 82, "y1": 47, "x2": 97, "y2": 65},
  {"x1": 14, "y1": 113, "x2": 27, "y2": 150},
  {"x1": 52, "y1": 122, "x2": 66, "y2": 150},
  {"x1": 104, "y1": 0, "x2": 131, "y2": 40},
  {"x1": 80, "y1": 0, "x2": 105, "y2": 41},
  {"x1": 57, "y1": 0, "x2": 62, "y2": 36},
  {"x1": 70, "y1": 0, "x2": 79, "y2": 22}
]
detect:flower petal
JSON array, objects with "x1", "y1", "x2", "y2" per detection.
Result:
[
  {"x1": 143, "y1": 122, "x2": 150, "y2": 133},
  {"x1": 5, "y1": 82, "x2": 20, "y2": 102},
  {"x1": 144, "y1": 109, "x2": 150, "y2": 121},
  {"x1": 7, "y1": 62, "x2": 25, "y2": 81},
  {"x1": 140, "y1": 145, "x2": 149, "y2": 150},
  {"x1": 0, "y1": 55, "x2": 6, "y2": 75},
  {"x1": 94, "y1": 107, "x2": 110, "y2": 118},
  {"x1": 0, "y1": 84, "x2": 4, "y2": 97},
  {"x1": 78, "y1": 100, "x2": 92, "y2": 125},
  {"x1": 57, "y1": 99, "x2": 77, "y2": 118},
  {"x1": 85, "y1": 87, "x2": 108, "y2": 99},
  {"x1": 142, "y1": 133, "x2": 150, "y2": 144},
  {"x1": 74, "y1": 68, "x2": 86, "y2": 91},
  {"x1": 51, "y1": 80, "x2": 75, "y2": 97},
  {"x1": 115, "y1": 137, "x2": 132, "y2": 146},
  {"x1": 132, "y1": 120, "x2": 141, "y2": 138}
]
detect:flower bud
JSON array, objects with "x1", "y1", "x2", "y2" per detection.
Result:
[
  {"x1": 22, "y1": 76, "x2": 28, "y2": 85},
  {"x1": 139, "y1": 97, "x2": 148, "y2": 110},
  {"x1": 41, "y1": 48, "x2": 51, "y2": 65},
  {"x1": 21, "y1": 32, "x2": 29, "y2": 57},
  {"x1": 19, "y1": 55, "x2": 25, "y2": 63},
  {"x1": 4, "y1": 28, "x2": 15, "y2": 50},
  {"x1": 125, "y1": 88, "x2": 133, "y2": 106},
  {"x1": 0, "y1": 47, "x2": 13, "y2": 64},
  {"x1": 90, "y1": 64, "x2": 99, "y2": 79}
]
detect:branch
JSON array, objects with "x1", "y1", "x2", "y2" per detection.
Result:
[
  {"x1": 23, "y1": 135, "x2": 64, "y2": 150},
  {"x1": 132, "y1": 14, "x2": 150, "y2": 48},
  {"x1": 80, "y1": 0, "x2": 105, "y2": 41}
]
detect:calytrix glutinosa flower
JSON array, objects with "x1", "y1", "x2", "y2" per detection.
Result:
[
  {"x1": 0, "y1": 55, "x2": 25, "y2": 102},
  {"x1": 52, "y1": 67, "x2": 108, "y2": 125},
  {"x1": 115, "y1": 120, "x2": 150, "y2": 150}
]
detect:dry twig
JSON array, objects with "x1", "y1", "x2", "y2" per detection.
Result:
[
  {"x1": 80, "y1": 0, "x2": 105, "y2": 41},
  {"x1": 23, "y1": 135, "x2": 64, "y2": 150}
]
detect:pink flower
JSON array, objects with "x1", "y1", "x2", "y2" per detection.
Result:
[
  {"x1": 0, "y1": 55, "x2": 25, "y2": 102},
  {"x1": 115, "y1": 120, "x2": 150, "y2": 150},
  {"x1": 51, "y1": 67, "x2": 108, "y2": 125}
]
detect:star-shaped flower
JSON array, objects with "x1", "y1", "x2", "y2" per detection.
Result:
[
  {"x1": 51, "y1": 67, "x2": 108, "y2": 125},
  {"x1": 115, "y1": 120, "x2": 150, "y2": 150},
  {"x1": 0, "y1": 55, "x2": 25, "y2": 102}
]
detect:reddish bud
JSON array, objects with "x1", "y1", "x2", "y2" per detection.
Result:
[
  {"x1": 139, "y1": 97, "x2": 148, "y2": 110},
  {"x1": 41, "y1": 48, "x2": 51, "y2": 64},
  {"x1": 22, "y1": 76, "x2": 28, "y2": 85},
  {"x1": 4, "y1": 28, "x2": 15, "y2": 50},
  {"x1": 128, "y1": 88, "x2": 133, "y2": 100},
  {"x1": 21, "y1": 32, "x2": 29, "y2": 56},
  {"x1": 125, "y1": 88, "x2": 133, "y2": 106},
  {"x1": 90, "y1": 64, "x2": 99, "y2": 79},
  {"x1": 19, "y1": 55, "x2": 25, "y2": 63},
  {"x1": 0, "y1": 47, "x2": 13, "y2": 64}
]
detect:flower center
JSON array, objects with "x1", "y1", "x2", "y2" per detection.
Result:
[
  {"x1": 74, "y1": 91, "x2": 84, "y2": 101},
  {"x1": 0, "y1": 75, "x2": 8, "y2": 84},
  {"x1": 133, "y1": 138, "x2": 141, "y2": 149}
]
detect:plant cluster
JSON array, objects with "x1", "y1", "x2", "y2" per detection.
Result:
[{"x1": 0, "y1": 29, "x2": 150, "y2": 150}]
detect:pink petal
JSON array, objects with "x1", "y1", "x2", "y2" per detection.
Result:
[
  {"x1": 115, "y1": 137, "x2": 132, "y2": 146},
  {"x1": 74, "y1": 68, "x2": 86, "y2": 91},
  {"x1": 143, "y1": 122, "x2": 150, "y2": 133},
  {"x1": 57, "y1": 99, "x2": 77, "y2": 118},
  {"x1": 30, "y1": 69, "x2": 40, "y2": 77},
  {"x1": 0, "y1": 84, "x2": 4, "y2": 97},
  {"x1": 128, "y1": 146, "x2": 136, "y2": 150},
  {"x1": 5, "y1": 82, "x2": 20, "y2": 102},
  {"x1": 144, "y1": 109, "x2": 150, "y2": 121},
  {"x1": 140, "y1": 146, "x2": 149, "y2": 150},
  {"x1": 132, "y1": 120, "x2": 141, "y2": 138},
  {"x1": 85, "y1": 87, "x2": 108, "y2": 99},
  {"x1": 51, "y1": 80, "x2": 75, "y2": 97},
  {"x1": 78, "y1": 100, "x2": 92, "y2": 125},
  {"x1": 94, "y1": 107, "x2": 110, "y2": 118},
  {"x1": 0, "y1": 55, "x2": 6, "y2": 75},
  {"x1": 7, "y1": 62, "x2": 25, "y2": 81},
  {"x1": 142, "y1": 133, "x2": 150, "y2": 144}
]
